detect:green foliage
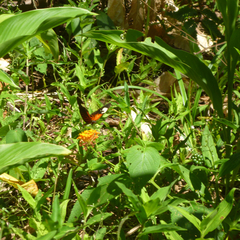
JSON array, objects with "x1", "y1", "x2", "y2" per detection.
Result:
[
  {"x1": 0, "y1": 1, "x2": 240, "y2": 239},
  {"x1": 0, "y1": 142, "x2": 71, "y2": 174}
]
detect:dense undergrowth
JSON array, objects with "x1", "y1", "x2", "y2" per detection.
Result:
[{"x1": 0, "y1": 0, "x2": 240, "y2": 239}]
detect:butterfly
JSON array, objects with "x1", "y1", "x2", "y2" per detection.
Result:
[{"x1": 77, "y1": 97, "x2": 111, "y2": 124}]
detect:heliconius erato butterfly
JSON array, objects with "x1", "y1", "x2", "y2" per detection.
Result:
[{"x1": 77, "y1": 97, "x2": 111, "y2": 124}]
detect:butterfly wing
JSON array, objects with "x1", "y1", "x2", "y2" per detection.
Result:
[
  {"x1": 77, "y1": 98, "x2": 92, "y2": 124},
  {"x1": 77, "y1": 97, "x2": 111, "y2": 124},
  {"x1": 90, "y1": 103, "x2": 111, "y2": 122},
  {"x1": 79, "y1": 105, "x2": 92, "y2": 124}
]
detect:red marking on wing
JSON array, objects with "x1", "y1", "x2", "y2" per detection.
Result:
[
  {"x1": 89, "y1": 103, "x2": 111, "y2": 122},
  {"x1": 77, "y1": 98, "x2": 111, "y2": 124},
  {"x1": 90, "y1": 112, "x2": 104, "y2": 122}
]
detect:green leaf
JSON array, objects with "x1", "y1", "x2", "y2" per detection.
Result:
[
  {"x1": 160, "y1": 220, "x2": 184, "y2": 240},
  {"x1": 30, "y1": 158, "x2": 49, "y2": 180},
  {"x1": 115, "y1": 181, "x2": 147, "y2": 224},
  {"x1": 36, "y1": 29, "x2": 59, "y2": 61},
  {"x1": 0, "y1": 69, "x2": 20, "y2": 88},
  {"x1": 150, "y1": 180, "x2": 177, "y2": 202},
  {"x1": 170, "y1": 206, "x2": 201, "y2": 231},
  {"x1": 63, "y1": 169, "x2": 73, "y2": 200},
  {"x1": 218, "y1": 152, "x2": 240, "y2": 178},
  {"x1": 18, "y1": 185, "x2": 36, "y2": 209},
  {"x1": 0, "y1": 7, "x2": 96, "y2": 57},
  {"x1": 139, "y1": 224, "x2": 186, "y2": 236},
  {"x1": 73, "y1": 181, "x2": 90, "y2": 221},
  {"x1": 217, "y1": 0, "x2": 239, "y2": 41},
  {"x1": 143, "y1": 198, "x2": 160, "y2": 217},
  {"x1": 95, "y1": 227, "x2": 107, "y2": 240},
  {"x1": 126, "y1": 145, "x2": 161, "y2": 188},
  {"x1": 115, "y1": 182, "x2": 141, "y2": 210},
  {"x1": 175, "y1": 69, "x2": 187, "y2": 106},
  {"x1": 87, "y1": 159, "x2": 107, "y2": 171},
  {"x1": 35, "y1": 230, "x2": 58, "y2": 240},
  {"x1": 200, "y1": 188, "x2": 236, "y2": 237},
  {"x1": 51, "y1": 195, "x2": 61, "y2": 228},
  {"x1": 213, "y1": 117, "x2": 239, "y2": 129},
  {"x1": 60, "y1": 199, "x2": 70, "y2": 226},
  {"x1": 202, "y1": 125, "x2": 218, "y2": 167},
  {"x1": 5, "y1": 128, "x2": 28, "y2": 143},
  {"x1": 84, "y1": 29, "x2": 223, "y2": 117},
  {"x1": 53, "y1": 226, "x2": 79, "y2": 239},
  {"x1": 229, "y1": 29, "x2": 240, "y2": 79},
  {"x1": 0, "y1": 142, "x2": 71, "y2": 174},
  {"x1": 86, "y1": 213, "x2": 112, "y2": 226},
  {"x1": 168, "y1": 164, "x2": 194, "y2": 190},
  {"x1": 67, "y1": 174, "x2": 131, "y2": 223}
]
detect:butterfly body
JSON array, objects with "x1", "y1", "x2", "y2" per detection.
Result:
[{"x1": 77, "y1": 98, "x2": 111, "y2": 124}]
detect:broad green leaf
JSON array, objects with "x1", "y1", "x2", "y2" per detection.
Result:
[
  {"x1": 36, "y1": 29, "x2": 59, "y2": 61},
  {"x1": 0, "y1": 7, "x2": 96, "y2": 57},
  {"x1": 84, "y1": 29, "x2": 223, "y2": 117},
  {"x1": 0, "y1": 69, "x2": 20, "y2": 88},
  {"x1": 51, "y1": 195, "x2": 61, "y2": 228},
  {"x1": 115, "y1": 181, "x2": 141, "y2": 210},
  {"x1": 200, "y1": 188, "x2": 236, "y2": 237},
  {"x1": 68, "y1": 174, "x2": 131, "y2": 223},
  {"x1": 5, "y1": 128, "x2": 28, "y2": 143},
  {"x1": 217, "y1": 0, "x2": 239, "y2": 41},
  {"x1": 126, "y1": 145, "x2": 161, "y2": 187},
  {"x1": 154, "y1": 198, "x2": 187, "y2": 216},
  {"x1": 35, "y1": 230, "x2": 58, "y2": 240},
  {"x1": 63, "y1": 169, "x2": 73, "y2": 200},
  {"x1": 213, "y1": 117, "x2": 239, "y2": 129},
  {"x1": 202, "y1": 125, "x2": 218, "y2": 167},
  {"x1": 60, "y1": 200, "x2": 70, "y2": 227},
  {"x1": 218, "y1": 152, "x2": 240, "y2": 178},
  {"x1": 170, "y1": 206, "x2": 201, "y2": 231},
  {"x1": 18, "y1": 185, "x2": 36, "y2": 209},
  {"x1": 95, "y1": 228, "x2": 107, "y2": 240},
  {"x1": 150, "y1": 180, "x2": 177, "y2": 202},
  {"x1": 115, "y1": 181, "x2": 147, "y2": 224},
  {"x1": 0, "y1": 14, "x2": 15, "y2": 23},
  {"x1": 160, "y1": 220, "x2": 184, "y2": 240},
  {"x1": 143, "y1": 198, "x2": 160, "y2": 217},
  {"x1": 175, "y1": 69, "x2": 187, "y2": 106},
  {"x1": 169, "y1": 164, "x2": 194, "y2": 190},
  {"x1": 12, "y1": 227, "x2": 36, "y2": 240},
  {"x1": 53, "y1": 226, "x2": 79, "y2": 239},
  {"x1": 75, "y1": 64, "x2": 87, "y2": 91},
  {"x1": 139, "y1": 224, "x2": 186, "y2": 236},
  {"x1": 0, "y1": 142, "x2": 71, "y2": 174},
  {"x1": 73, "y1": 181, "x2": 90, "y2": 221},
  {"x1": 30, "y1": 158, "x2": 49, "y2": 180},
  {"x1": 86, "y1": 213, "x2": 112, "y2": 226},
  {"x1": 115, "y1": 62, "x2": 130, "y2": 75}
]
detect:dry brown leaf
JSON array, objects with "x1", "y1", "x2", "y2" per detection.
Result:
[
  {"x1": 153, "y1": 71, "x2": 189, "y2": 97},
  {"x1": 128, "y1": 0, "x2": 144, "y2": 31},
  {"x1": 148, "y1": 24, "x2": 165, "y2": 40},
  {"x1": 147, "y1": 0, "x2": 164, "y2": 21},
  {"x1": 154, "y1": 72, "x2": 177, "y2": 96},
  {"x1": 0, "y1": 173, "x2": 39, "y2": 196},
  {"x1": 108, "y1": 0, "x2": 126, "y2": 28}
]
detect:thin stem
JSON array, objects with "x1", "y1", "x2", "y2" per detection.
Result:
[
  {"x1": 53, "y1": 161, "x2": 61, "y2": 202},
  {"x1": 23, "y1": 58, "x2": 29, "y2": 131}
]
